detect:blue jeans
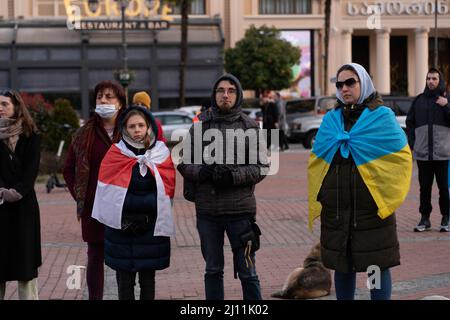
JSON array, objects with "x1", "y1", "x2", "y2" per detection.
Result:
[
  {"x1": 196, "y1": 216, "x2": 262, "y2": 300},
  {"x1": 334, "y1": 269, "x2": 392, "y2": 300}
]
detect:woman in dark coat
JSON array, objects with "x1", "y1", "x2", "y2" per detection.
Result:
[
  {"x1": 92, "y1": 106, "x2": 175, "y2": 300},
  {"x1": 0, "y1": 90, "x2": 41, "y2": 300},
  {"x1": 308, "y1": 63, "x2": 412, "y2": 300},
  {"x1": 63, "y1": 81, "x2": 127, "y2": 300}
]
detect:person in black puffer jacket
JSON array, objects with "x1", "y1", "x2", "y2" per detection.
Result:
[
  {"x1": 93, "y1": 105, "x2": 175, "y2": 300},
  {"x1": 406, "y1": 68, "x2": 450, "y2": 233}
]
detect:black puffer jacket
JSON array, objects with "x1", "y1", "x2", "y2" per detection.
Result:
[
  {"x1": 319, "y1": 94, "x2": 400, "y2": 273},
  {"x1": 177, "y1": 74, "x2": 269, "y2": 218},
  {"x1": 406, "y1": 69, "x2": 450, "y2": 161}
]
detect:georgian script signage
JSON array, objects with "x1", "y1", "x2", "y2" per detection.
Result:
[
  {"x1": 77, "y1": 19, "x2": 169, "y2": 30},
  {"x1": 346, "y1": 0, "x2": 449, "y2": 16}
]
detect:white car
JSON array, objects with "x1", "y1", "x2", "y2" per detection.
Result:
[
  {"x1": 242, "y1": 108, "x2": 263, "y2": 128},
  {"x1": 173, "y1": 106, "x2": 202, "y2": 117},
  {"x1": 284, "y1": 96, "x2": 336, "y2": 140},
  {"x1": 290, "y1": 96, "x2": 413, "y2": 149},
  {"x1": 152, "y1": 111, "x2": 194, "y2": 144}
]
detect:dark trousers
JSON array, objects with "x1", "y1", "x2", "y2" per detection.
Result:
[
  {"x1": 417, "y1": 160, "x2": 449, "y2": 217},
  {"x1": 116, "y1": 270, "x2": 155, "y2": 300},
  {"x1": 196, "y1": 216, "x2": 262, "y2": 300},
  {"x1": 86, "y1": 242, "x2": 104, "y2": 300},
  {"x1": 279, "y1": 130, "x2": 289, "y2": 150}
]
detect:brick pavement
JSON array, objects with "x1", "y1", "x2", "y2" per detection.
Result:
[{"x1": 3, "y1": 147, "x2": 450, "y2": 300}]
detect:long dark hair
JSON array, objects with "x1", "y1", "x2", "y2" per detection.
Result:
[{"x1": 0, "y1": 89, "x2": 37, "y2": 136}]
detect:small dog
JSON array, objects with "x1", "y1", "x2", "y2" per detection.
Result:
[{"x1": 271, "y1": 243, "x2": 331, "y2": 299}]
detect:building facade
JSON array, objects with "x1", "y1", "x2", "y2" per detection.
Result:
[
  {"x1": 217, "y1": 0, "x2": 450, "y2": 97},
  {"x1": 0, "y1": 0, "x2": 224, "y2": 118},
  {"x1": 329, "y1": 0, "x2": 450, "y2": 96},
  {"x1": 1, "y1": 0, "x2": 450, "y2": 118}
]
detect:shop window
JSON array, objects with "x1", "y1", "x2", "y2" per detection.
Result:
[
  {"x1": 170, "y1": 0, "x2": 206, "y2": 15},
  {"x1": 18, "y1": 69, "x2": 80, "y2": 91},
  {"x1": 259, "y1": 0, "x2": 311, "y2": 14}
]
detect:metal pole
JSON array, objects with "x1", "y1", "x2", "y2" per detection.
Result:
[
  {"x1": 121, "y1": 1, "x2": 129, "y2": 102},
  {"x1": 434, "y1": 0, "x2": 438, "y2": 67}
]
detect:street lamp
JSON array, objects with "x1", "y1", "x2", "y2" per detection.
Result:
[
  {"x1": 434, "y1": 0, "x2": 438, "y2": 67},
  {"x1": 114, "y1": 0, "x2": 133, "y2": 103},
  {"x1": 88, "y1": 0, "x2": 133, "y2": 102}
]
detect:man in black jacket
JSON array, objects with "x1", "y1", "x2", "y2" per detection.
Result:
[
  {"x1": 406, "y1": 68, "x2": 450, "y2": 232},
  {"x1": 177, "y1": 74, "x2": 268, "y2": 300},
  {"x1": 260, "y1": 89, "x2": 280, "y2": 149}
]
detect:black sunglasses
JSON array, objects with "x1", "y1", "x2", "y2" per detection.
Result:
[{"x1": 335, "y1": 78, "x2": 359, "y2": 90}]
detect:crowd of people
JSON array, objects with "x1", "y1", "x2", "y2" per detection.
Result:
[{"x1": 0, "y1": 63, "x2": 449, "y2": 300}]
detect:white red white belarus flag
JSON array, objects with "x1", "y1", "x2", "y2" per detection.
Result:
[{"x1": 92, "y1": 140, "x2": 176, "y2": 237}]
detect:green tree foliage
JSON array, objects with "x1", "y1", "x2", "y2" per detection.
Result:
[
  {"x1": 45, "y1": 98, "x2": 80, "y2": 152},
  {"x1": 21, "y1": 93, "x2": 79, "y2": 152},
  {"x1": 225, "y1": 25, "x2": 300, "y2": 92},
  {"x1": 21, "y1": 93, "x2": 53, "y2": 149}
]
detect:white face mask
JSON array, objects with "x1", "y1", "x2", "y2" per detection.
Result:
[{"x1": 95, "y1": 104, "x2": 118, "y2": 119}]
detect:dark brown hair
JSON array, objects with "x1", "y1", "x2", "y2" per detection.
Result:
[
  {"x1": 1, "y1": 90, "x2": 38, "y2": 136},
  {"x1": 94, "y1": 80, "x2": 126, "y2": 109}
]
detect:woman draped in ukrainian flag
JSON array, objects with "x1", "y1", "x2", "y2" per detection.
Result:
[{"x1": 308, "y1": 63, "x2": 412, "y2": 300}]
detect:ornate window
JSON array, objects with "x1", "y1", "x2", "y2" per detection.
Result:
[
  {"x1": 32, "y1": 0, "x2": 68, "y2": 17},
  {"x1": 259, "y1": 0, "x2": 312, "y2": 14},
  {"x1": 170, "y1": 0, "x2": 206, "y2": 15}
]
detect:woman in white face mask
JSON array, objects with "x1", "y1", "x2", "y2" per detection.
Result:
[{"x1": 63, "y1": 80, "x2": 126, "y2": 300}]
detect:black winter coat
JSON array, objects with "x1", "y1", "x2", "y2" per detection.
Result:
[
  {"x1": 178, "y1": 74, "x2": 268, "y2": 219},
  {"x1": 262, "y1": 101, "x2": 280, "y2": 129},
  {"x1": 104, "y1": 144, "x2": 170, "y2": 273},
  {"x1": 318, "y1": 100, "x2": 400, "y2": 273},
  {"x1": 0, "y1": 133, "x2": 42, "y2": 281}
]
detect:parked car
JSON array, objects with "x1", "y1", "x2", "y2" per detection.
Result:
[
  {"x1": 290, "y1": 96, "x2": 414, "y2": 149},
  {"x1": 173, "y1": 106, "x2": 202, "y2": 117},
  {"x1": 242, "y1": 107, "x2": 263, "y2": 128},
  {"x1": 283, "y1": 96, "x2": 336, "y2": 141},
  {"x1": 152, "y1": 111, "x2": 194, "y2": 144}
]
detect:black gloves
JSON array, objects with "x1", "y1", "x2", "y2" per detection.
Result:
[
  {"x1": 199, "y1": 165, "x2": 215, "y2": 182},
  {"x1": 199, "y1": 164, "x2": 234, "y2": 188},
  {"x1": 212, "y1": 166, "x2": 234, "y2": 187}
]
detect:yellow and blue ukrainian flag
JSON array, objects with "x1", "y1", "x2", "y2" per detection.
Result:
[{"x1": 308, "y1": 106, "x2": 412, "y2": 230}]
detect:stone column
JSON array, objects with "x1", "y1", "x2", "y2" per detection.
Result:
[
  {"x1": 341, "y1": 28, "x2": 353, "y2": 66},
  {"x1": 15, "y1": 0, "x2": 27, "y2": 18},
  {"x1": 375, "y1": 28, "x2": 391, "y2": 95},
  {"x1": 415, "y1": 27, "x2": 429, "y2": 95},
  {"x1": 229, "y1": 0, "x2": 244, "y2": 48}
]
